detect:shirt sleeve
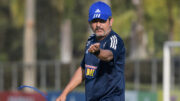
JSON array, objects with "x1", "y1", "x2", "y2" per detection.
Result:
[
  {"x1": 104, "y1": 35, "x2": 125, "y2": 62},
  {"x1": 80, "y1": 55, "x2": 85, "y2": 69},
  {"x1": 81, "y1": 40, "x2": 89, "y2": 69}
]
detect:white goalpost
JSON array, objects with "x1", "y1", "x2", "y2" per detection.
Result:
[{"x1": 163, "y1": 41, "x2": 180, "y2": 101}]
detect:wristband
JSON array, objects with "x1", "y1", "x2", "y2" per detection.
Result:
[{"x1": 93, "y1": 49, "x2": 100, "y2": 56}]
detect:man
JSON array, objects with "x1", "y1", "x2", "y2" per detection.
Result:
[{"x1": 56, "y1": 1, "x2": 125, "y2": 101}]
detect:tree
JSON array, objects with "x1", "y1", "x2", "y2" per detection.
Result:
[
  {"x1": 130, "y1": 0, "x2": 147, "y2": 60},
  {"x1": 23, "y1": 0, "x2": 37, "y2": 91},
  {"x1": 0, "y1": 0, "x2": 24, "y2": 61},
  {"x1": 98, "y1": 0, "x2": 111, "y2": 5},
  {"x1": 52, "y1": 0, "x2": 73, "y2": 64},
  {"x1": 166, "y1": 0, "x2": 174, "y2": 41}
]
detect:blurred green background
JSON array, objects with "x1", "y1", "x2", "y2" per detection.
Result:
[
  {"x1": 0, "y1": 0, "x2": 180, "y2": 101},
  {"x1": 0, "y1": 0, "x2": 180, "y2": 61}
]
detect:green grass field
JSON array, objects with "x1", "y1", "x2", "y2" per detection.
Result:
[
  {"x1": 158, "y1": 90, "x2": 180, "y2": 101},
  {"x1": 71, "y1": 83, "x2": 180, "y2": 101}
]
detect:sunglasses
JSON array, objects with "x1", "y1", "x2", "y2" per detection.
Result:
[{"x1": 90, "y1": 18, "x2": 107, "y2": 23}]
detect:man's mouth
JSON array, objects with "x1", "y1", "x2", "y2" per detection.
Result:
[{"x1": 96, "y1": 29, "x2": 104, "y2": 32}]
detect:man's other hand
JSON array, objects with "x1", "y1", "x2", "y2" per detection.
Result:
[{"x1": 56, "y1": 94, "x2": 66, "y2": 101}]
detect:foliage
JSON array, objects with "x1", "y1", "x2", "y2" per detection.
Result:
[
  {"x1": 143, "y1": 0, "x2": 180, "y2": 57},
  {"x1": 9, "y1": 0, "x2": 25, "y2": 28},
  {"x1": 113, "y1": 10, "x2": 135, "y2": 39},
  {"x1": 112, "y1": 0, "x2": 180, "y2": 58},
  {"x1": 0, "y1": 0, "x2": 23, "y2": 61},
  {"x1": 0, "y1": 0, "x2": 180, "y2": 61}
]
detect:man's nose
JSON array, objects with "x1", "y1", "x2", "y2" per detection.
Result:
[{"x1": 96, "y1": 22, "x2": 101, "y2": 27}]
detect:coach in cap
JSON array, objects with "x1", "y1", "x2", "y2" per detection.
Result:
[{"x1": 56, "y1": 1, "x2": 126, "y2": 101}]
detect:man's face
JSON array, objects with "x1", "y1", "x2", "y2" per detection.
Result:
[{"x1": 89, "y1": 18, "x2": 113, "y2": 37}]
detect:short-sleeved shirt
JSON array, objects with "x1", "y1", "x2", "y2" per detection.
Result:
[{"x1": 81, "y1": 30, "x2": 126, "y2": 101}]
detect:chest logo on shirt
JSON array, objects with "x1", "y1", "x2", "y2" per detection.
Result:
[{"x1": 85, "y1": 64, "x2": 97, "y2": 79}]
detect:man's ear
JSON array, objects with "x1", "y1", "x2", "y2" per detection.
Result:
[{"x1": 110, "y1": 18, "x2": 114, "y2": 26}]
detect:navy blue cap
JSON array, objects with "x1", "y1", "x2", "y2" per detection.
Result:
[{"x1": 88, "y1": 1, "x2": 112, "y2": 22}]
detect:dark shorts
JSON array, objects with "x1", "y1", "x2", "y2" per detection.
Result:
[{"x1": 100, "y1": 93, "x2": 125, "y2": 101}]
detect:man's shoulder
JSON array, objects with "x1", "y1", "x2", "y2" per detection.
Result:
[
  {"x1": 87, "y1": 34, "x2": 96, "y2": 41},
  {"x1": 109, "y1": 30, "x2": 123, "y2": 42},
  {"x1": 85, "y1": 34, "x2": 95, "y2": 47}
]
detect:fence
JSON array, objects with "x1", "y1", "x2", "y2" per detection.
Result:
[
  {"x1": 0, "y1": 59, "x2": 166, "y2": 92},
  {"x1": 0, "y1": 61, "x2": 75, "y2": 91}
]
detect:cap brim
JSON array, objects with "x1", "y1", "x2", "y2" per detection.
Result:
[{"x1": 88, "y1": 14, "x2": 109, "y2": 22}]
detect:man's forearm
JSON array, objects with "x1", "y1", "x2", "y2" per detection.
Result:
[
  {"x1": 61, "y1": 67, "x2": 84, "y2": 96},
  {"x1": 96, "y1": 49, "x2": 113, "y2": 62}
]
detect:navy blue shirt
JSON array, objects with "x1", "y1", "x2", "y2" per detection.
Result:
[{"x1": 81, "y1": 30, "x2": 125, "y2": 101}]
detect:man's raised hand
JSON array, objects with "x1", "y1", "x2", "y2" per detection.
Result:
[{"x1": 88, "y1": 43, "x2": 100, "y2": 55}]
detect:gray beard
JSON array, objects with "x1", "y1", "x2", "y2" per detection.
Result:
[{"x1": 95, "y1": 27, "x2": 111, "y2": 37}]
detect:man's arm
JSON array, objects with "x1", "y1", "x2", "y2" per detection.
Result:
[
  {"x1": 56, "y1": 67, "x2": 84, "y2": 101},
  {"x1": 88, "y1": 43, "x2": 113, "y2": 62},
  {"x1": 96, "y1": 49, "x2": 113, "y2": 61}
]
